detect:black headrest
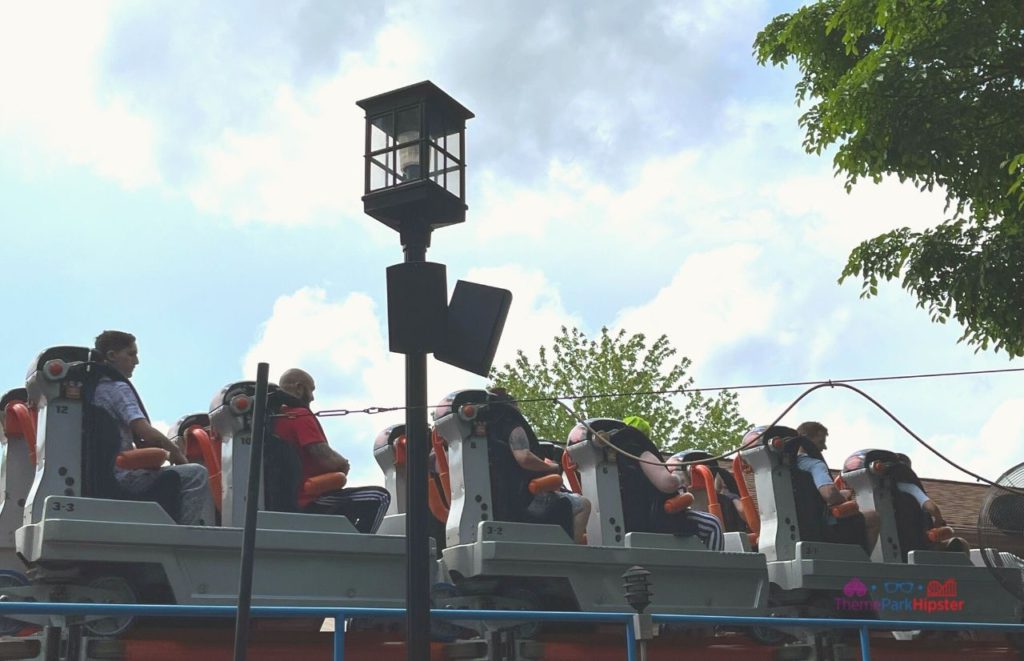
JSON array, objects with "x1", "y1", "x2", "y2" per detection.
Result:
[
  {"x1": 536, "y1": 441, "x2": 564, "y2": 462},
  {"x1": 842, "y1": 448, "x2": 901, "y2": 471},
  {"x1": 267, "y1": 389, "x2": 302, "y2": 410},
  {"x1": 75, "y1": 362, "x2": 129, "y2": 385},
  {"x1": 842, "y1": 448, "x2": 921, "y2": 486},
  {"x1": 480, "y1": 400, "x2": 523, "y2": 423},
  {"x1": 452, "y1": 389, "x2": 490, "y2": 408},
  {"x1": 583, "y1": 418, "x2": 662, "y2": 460},
  {"x1": 675, "y1": 448, "x2": 714, "y2": 463},
  {"x1": 0, "y1": 388, "x2": 28, "y2": 410},
  {"x1": 863, "y1": 448, "x2": 901, "y2": 466},
  {"x1": 673, "y1": 448, "x2": 736, "y2": 487},
  {"x1": 753, "y1": 426, "x2": 818, "y2": 459},
  {"x1": 432, "y1": 388, "x2": 492, "y2": 421},
  {"x1": 758, "y1": 425, "x2": 799, "y2": 444}
]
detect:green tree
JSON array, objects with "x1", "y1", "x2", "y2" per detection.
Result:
[
  {"x1": 755, "y1": 0, "x2": 1024, "y2": 356},
  {"x1": 489, "y1": 326, "x2": 749, "y2": 455}
]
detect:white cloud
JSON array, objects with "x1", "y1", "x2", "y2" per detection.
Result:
[
  {"x1": 243, "y1": 287, "x2": 389, "y2": 381},
  {"x1": 0, "y1": 0, "x2": 785, "y2": 227},
  {"x1": 613, "y1": 244, "x2": 779, "y2": 373},
  {"x1": 0, "y1": 3, "x2": 159, "y2": 187},
  {"x1": 910, "y1": 398, "x2": 1024, "y2": 483},
  {"x1": 774, "y1": 174, "x2": 950, "y2": 259},
  {"x1": 186, "y1": 64, "x2": 421, "y2": 225}
]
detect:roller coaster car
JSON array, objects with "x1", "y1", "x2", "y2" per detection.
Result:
[
  {"x1": 434, "y1": 390, "x2": 768, "y2": 621},
  {"x1": 566, "y1": 417, "x2": 766, "y2": 597},
  {"x1": 2, "y1": 357, "x2": 427, "y2": 635},
  {"x1": 740, "y1": 427, "x2": 1023, "y2": 624},
  {"x1": 1, "y1": 387, "x2": 36, "y2": 575}
]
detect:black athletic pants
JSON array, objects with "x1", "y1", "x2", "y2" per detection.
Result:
[{"x1": 304, "y1": 486, "x2": 391, "y2": 534}]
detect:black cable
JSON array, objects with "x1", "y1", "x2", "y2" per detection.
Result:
[
  {"x1": 822, "y1": 381, "x2": 1024, "y2": 495},
  {"x1": 278, "y1": 365, "x2": 1024, "y2": 419},
  {"x1": 264, "y1": 367, "x2": 1024, "y2": 491},
  {"x1": 500, "y1": 380, "x2": 1024, "y2": 494}
]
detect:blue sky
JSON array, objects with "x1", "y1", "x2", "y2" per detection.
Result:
[{"x1": 1, "y1": 1, "x2": 1020, "y2": 487}]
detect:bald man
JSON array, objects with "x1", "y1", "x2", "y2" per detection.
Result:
[{"x1": 272, "y1": 369, "x2": 390, "y2": 534}]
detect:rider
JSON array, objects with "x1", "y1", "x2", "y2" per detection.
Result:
[
  {"x1": 893, "y1": 453, "x2": 969, "y2": 553},
  {"x1": 92, "y1": 330, "x2": 215, "y2": 526},
  {"x1": 796, "y1": 421, "x2": 879, "y2": 552},
  {"x1": 272, "y1": 368, "x2": 390, "y2": 534},
  {"x1": 624, "y1": 416, "x2": 724, "y2": 550},
  {"x1": 489, "y1": 388, "x2": 591, "y2": 544}
]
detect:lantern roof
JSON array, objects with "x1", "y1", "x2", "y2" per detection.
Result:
[{"x1": 356, "y1": 80, "x2": 474, "y2": 123}]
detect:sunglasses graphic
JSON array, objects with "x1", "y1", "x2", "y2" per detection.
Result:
[{"x1": 884, "y1": 582, "x2": 916, "y2": 594}]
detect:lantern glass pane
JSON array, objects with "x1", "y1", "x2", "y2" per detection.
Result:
[
  {"x1": 370, "y1": 115, "x2": 392, "y2": 152},
  {"x1": 428, "y1": 144, "x2": 441, "y2": 174},
  {"x1": 445, "y1": 131, "x2": 462, "y2": 160},
  {"x1": 369, "y1": 158, "x2": 387, "y2": 191},
  {"x1": 446, "y1": 173, "x2": 461, "y2": 198}
]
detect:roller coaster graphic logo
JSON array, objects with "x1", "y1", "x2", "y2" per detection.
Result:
[{"x1": 835, "y1": 577, "x2": 965, "y2": 614}]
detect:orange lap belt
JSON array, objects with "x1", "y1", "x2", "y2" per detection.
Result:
[
  {"x1": 562, "y1": 451, "x2": 582, "y2": 494},
  {"x1": 185, "y1": 426, "x2": 222, "y2": 512},
  {"x1": 690, "y1": 464, "x2": 724, "y2": 525},
  {"x1": 664, "y1": 492, "x2": 695, "y2": 514},
  {"x1": 732, "y1": 455, "x2": 760, "y2": 537},
  {"x1": 116, "y1": 447, "x2": 169, "y2": 470},
  {"x1": 528, "y1": 473, "x2": 563, "y2": 495},
  {"x1": 302, "y1": 472, "x2": 347, "y2": 498},
  {"x1": 831, "y1": 500, "x2": 860, "y2": 519}
]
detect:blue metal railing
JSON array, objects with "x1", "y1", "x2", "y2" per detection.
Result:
[{"x1": 2, "y1": 601, "x2": 1023, "y2": 661}]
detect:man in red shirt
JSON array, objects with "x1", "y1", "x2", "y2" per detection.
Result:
[{"x1": 273, "y1": 368, "x2": 390, "y2": 533}]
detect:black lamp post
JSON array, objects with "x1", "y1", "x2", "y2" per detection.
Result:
[{"x1": 357, "y1": 81, "x2": 474, "y2": 661}]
